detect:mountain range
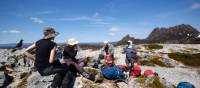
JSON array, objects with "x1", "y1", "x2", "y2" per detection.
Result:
[{"x1": 117, "y1": 24, "x2": 200, "y2": 45}]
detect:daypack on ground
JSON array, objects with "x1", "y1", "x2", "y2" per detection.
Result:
[
  {"x1": 103, "y1": 55, "x2": 114, "y2": 67},
  {"x1": 130, "y1": 64, "x2": 141, "y2": 77},
  {"x1": 101, "y1": 65, "x2": 125, "y2": 80},
  {"x1": 177, "y1": 82, "x2": 195, "y2": 88}
]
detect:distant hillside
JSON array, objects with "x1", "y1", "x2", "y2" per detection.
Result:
[
  {"x1": 117, "y1": 24, "x2": 200, "y2": 45},
  {"x1": 146, "y1": 24, "x2": 200, "y2": 43}
]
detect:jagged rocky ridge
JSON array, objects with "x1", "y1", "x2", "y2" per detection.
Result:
[{"x1": 117, "y1": 24, "x2": 200, "y2": 45}]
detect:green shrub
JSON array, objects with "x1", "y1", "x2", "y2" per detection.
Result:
[
  {"x1": 139, "y1": 56, "x2": 167, "y2": 67},
  {"x1": 136, "y1": 75, "x2": 166, "y2": 88},
  {"x1": 168, "y1": 52, "x2": 200, "y2": 67},
  {"x1": 145, "y1": 44, "x2": 163, "y2": 50}
]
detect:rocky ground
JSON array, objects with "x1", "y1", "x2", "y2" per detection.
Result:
[{"x1": 0, "y1": 44, "x2": 200, "y2": 88}]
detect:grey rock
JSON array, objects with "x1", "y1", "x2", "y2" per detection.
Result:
[{"x1": 0, "y1": 71, "x2": 13, "y2": 87}]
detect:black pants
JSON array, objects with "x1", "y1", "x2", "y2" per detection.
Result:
[{"x1": 37, "y1": 61, "x2": 69, "y2": 88}]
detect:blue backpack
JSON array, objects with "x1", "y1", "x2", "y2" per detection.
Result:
[
  {"x1": 101, "y1": 65, "x2": 125, "y2": 80},
  {"x1": 177, "y1": 82, "x2": 195, "y2": 88}
]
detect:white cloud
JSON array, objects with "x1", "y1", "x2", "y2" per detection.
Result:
[
  {"x1": 109, "y1": 32, "x2": 115, "y2": 36},
  {"x1": 2, "y1": 30, "x2": 21, "y2": 34},
  {"x1": 191, "y1": 3, "x2": 200, "y2": 9},
  {"x1": 109, "y1": 27, "x2": 120, "y2": 36},
  {"x1": 57, "y1": 12, "x2": 114, "y2": 25},
  {"x1": 30, "y1": 17, "x2": 44, "y2": 24}
]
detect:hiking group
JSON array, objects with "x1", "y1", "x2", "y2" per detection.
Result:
[
  {"x1": 22, "y1": 27, "x2": 195, "y2": 88},
  {"x1": 22, "y1": 27, "x2": 152, "y2": 88}
]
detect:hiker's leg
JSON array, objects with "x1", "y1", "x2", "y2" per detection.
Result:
[
  {"x1": 130, "y1": 58, "x2": 135, "y2": 70},
  {"x1": 65, "y1": 59, "x2": 95, "y2": 80},
  {"x1": 125, "y1": 58, "x2": 130, "y2": 70},
  {"x1": 61, "y1": 71, "x2": 77, "y2": 88},
  {"x1": 97, "y1": 54, "x2": 104, "y2": 64},
  {"x1": 41, "y1": 64, "x2": 68, "y2": 87}
]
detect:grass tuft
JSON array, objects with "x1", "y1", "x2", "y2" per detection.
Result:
[
  {"x1": 145, "y1": 44, "x2": 163, "y2": 50},
  {"x1": 168, "y1": 52, "x2": 200, "y2": 67},
  {"x1": 139, "y1": 56, "x2": 167, "y2": 67}
]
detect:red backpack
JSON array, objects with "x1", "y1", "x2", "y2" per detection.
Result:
[
  {"x1": 103, "y1": 55, "x2": 114, "y2": 67},
  {"x1": 130, "y1": 64, "x2": 141, "y2": 77}
]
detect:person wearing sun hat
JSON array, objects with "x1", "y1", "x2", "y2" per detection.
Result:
[
  {"x1": 123, "y1": 40, "x2": 137, "y2": 75},
  {"x1": 97, "y1": 41, "x2": 114, "y2": 65},
  {"x1": 23, "y1": 27, "x2": 69, "y2": 88},
  {"x1": 63, "y1": 38, "x2": 98, "y2": 82}
]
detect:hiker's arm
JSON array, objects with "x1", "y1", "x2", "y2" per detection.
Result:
[
  {"x1": 23, "y1": 43, "x2": 36, "y2": 60},
  {"x1": 49, "y1": 46, "x2": 56, "y2": 64}
]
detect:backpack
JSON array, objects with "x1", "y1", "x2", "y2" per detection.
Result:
[
  {"x1": 101, "y1": 65, "x2": 125, "y2": 80},
  {"x1": 130, "y1": 64, "x2": 141, "y2": 77},
  {"x1": 55, "y1": 47, "x2": 62, "y2": 60},
  {"x1": 103, "y1": 55, "x2": 114, "y2": 67},
  {"x1": 177, "y1": 82, "x2": 195, "y2": 88},
  {"x1": 144, "y1": 70, "x2": 154, "y2": 76}
]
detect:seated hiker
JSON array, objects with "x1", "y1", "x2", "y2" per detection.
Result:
[
  {"x1": 123, "y1": 40, "x2": 137, "y2": 72},
  {"x1": 23, "y1": 27, "x2": 69, "y2": 88},
  {"x1": 63, "y1": 38, "x2": 97, "y2": 81},
  {"x1": 100, "y1": 55, "x2": 126, "y2": 80},
  {"x1": 97, "y1": 41, "x2": 114, "y2": 64}
]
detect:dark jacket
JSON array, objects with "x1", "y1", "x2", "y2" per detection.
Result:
[{"x1": 63, "y1": 45, "x2": 78, "y2": 62}]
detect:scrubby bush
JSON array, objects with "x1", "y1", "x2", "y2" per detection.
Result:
[
  {"x1": 145, "y1": 44, "x2": 163, "y2": 50},
  {"x1": 137, "y1": 75, "x2": 166, "y2": 88},
  {"x1": 168, "y1": 52, "x2": 200, "y2": 67},
  {"x1": 139, "y1": 56, "x2": 167, "y2": 67}
]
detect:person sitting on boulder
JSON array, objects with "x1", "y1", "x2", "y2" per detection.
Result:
[
  {"x1": 63, "y1": 38, "x2": 98, "y2": 81},
  {"x1": 123, "y1": 40, "x2": 137, "y2": 73},
  {"x1": 97, "y1": 41, "x2": 114, "y2": 64},
  {"x1": 23, "y1": 27, "x2": 69, "y2": 88}
]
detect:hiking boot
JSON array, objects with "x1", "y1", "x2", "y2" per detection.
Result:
[{"x1": 88, "y1": 73, "x2": 102, "y2": 82}]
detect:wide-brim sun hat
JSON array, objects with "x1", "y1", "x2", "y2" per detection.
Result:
[
  {"x1": 43, "y1": 27, "x2": 59, "y2": 39},
  {"x1": 103, "y1": 41, "x2": 108, "y2": 44},
  {"x1": 67, "y1": 38, "x2": 79, "y2": 45}
]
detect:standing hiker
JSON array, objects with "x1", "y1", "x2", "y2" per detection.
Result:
[
  {"x1": 23, "y1": 27, "x2": 69, "y2": 88},
  {"x1": 63, "y1": 38, "x2": 98, "y2": 81},
  {"x1": 97, "y1": 41, "x2": 114, "y2": 64},
  {"x1": 123, "y1": 40, "x2": 137, "y2": 73}
]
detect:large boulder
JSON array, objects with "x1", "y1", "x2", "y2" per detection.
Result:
[{"x1": 0, "y1": 72, "x2": 13, "y2": 87}]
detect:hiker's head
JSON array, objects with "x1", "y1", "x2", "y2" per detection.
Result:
[
  {"x1": 67, "y1": 38, "x2": 78, "y2": 47},
  {"x1": 127, "y1": 40, "x2": 132, "y2": 45},
  {"x1": 43, "y1": 27, "x2": 59, "y2": 40},
  {"x1": 103, "y1": 41, "x2": 109, "y2": 45}
]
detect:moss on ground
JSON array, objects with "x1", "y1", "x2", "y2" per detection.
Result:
[
  {"x1": 168, "y1": 52, "x2": 200, "y2": 67},
  {"x1": 17, "y1": 72, "x2": 31, "y2": 88},
  {"x1": 145, "y1": 44, "x2": 163, "y2": 50},
  {"x1": 137, "y1": 75, "x2": 166, "y2": 88},
  {"x1": 139, "y1": 56, "x2": 167, "y2": 67}
]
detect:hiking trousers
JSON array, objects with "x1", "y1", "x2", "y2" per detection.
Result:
[
  {"x1": 37, "y1": 61, "x2": 68, "y2": 88},
  {"x1": 125, "y1": 58, "x2": 135, "y2": 70}
]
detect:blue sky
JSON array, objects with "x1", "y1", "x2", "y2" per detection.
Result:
[{"x1": 0, "y1": 0, "x2": 200, "y2": 44}]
